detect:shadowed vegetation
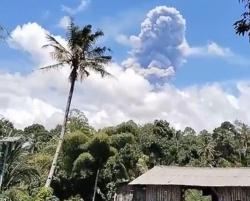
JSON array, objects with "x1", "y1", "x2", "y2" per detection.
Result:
[{"x1": 1, "y1": 115, "x2": 250, "y2": 201}]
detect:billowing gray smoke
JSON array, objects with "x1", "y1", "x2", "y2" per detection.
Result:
[{"x1": 127, "y1": 6, "x2": 187, "y2": 78}]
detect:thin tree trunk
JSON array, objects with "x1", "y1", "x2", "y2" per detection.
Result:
[
  {"x1": 0, "y1": 142, "x2": 10, "y2": 189},
  {"x1": 45, "y1": 79, "x2": 76, "y2": 187},
  {"x1": 92, "y1": 168, "x2": 100, "y2": 201}
]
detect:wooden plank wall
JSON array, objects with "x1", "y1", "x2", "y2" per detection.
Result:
[
  {"x1": 115, "y1": 185, "x2": 250, "y2": 201},
  {"x1": 216, "y1": 187, "x2": 250, "y2": 201},
  {"x1": 145, "y1": 185, "x2": 182, "y2": 201},
  {"x1": 115, "y1": 185, "x2": 182, "y2": 201},
  {"x1": 133, "y1": 186, "x2": 146, "y2": 201}
]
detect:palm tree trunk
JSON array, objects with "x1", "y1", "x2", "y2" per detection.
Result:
[
  {"x1": 45, "y1": 78, "x2": 76, "y2": 187},
  {"x1": 92, "y1": 168, "x2": 100, "y2": 201}
]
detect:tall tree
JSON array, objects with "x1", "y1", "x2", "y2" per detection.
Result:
[
  {"x1": 0, "y1": 119, "x2": 15, "y2": 138},
  {"x1": 87, "y1": 134, "x2": 113, "y2": 201},
  {"x1": 42, "y1": 20, "x2": 112, "y2": 187},
  {"x1": 197, "y1": 130, "x2": 215, "y2": 167}
]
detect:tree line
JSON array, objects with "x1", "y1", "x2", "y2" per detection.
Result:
[{"x1": 1, "y1": 111, "x2": 250, "y2": 200}]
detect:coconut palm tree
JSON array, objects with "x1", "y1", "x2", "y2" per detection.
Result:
[
  {"x1": 197, "y1": 132, "x2": 215, "y2": 167},
  {"x1": 1, "y1": 143, "x2": 40, "y2": 191},
  {"x1": 42, "y1": 20, "x2": 112, "y2": 187}
]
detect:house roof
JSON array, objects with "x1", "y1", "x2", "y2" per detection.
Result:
[
  {"x1": 0, "y1": 136, "x2": 21, "y2": 143},
  {"x1": 129, "y1": 166, "x2": 250, "y2": 187}
]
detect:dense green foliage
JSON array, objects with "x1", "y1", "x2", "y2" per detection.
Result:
[{"x1": 1, "y1": 113, "x2": 250, "y2": 201}]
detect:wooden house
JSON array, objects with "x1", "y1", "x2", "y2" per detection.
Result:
[{"x1": 115, "y1": 166, "x2": 250, "y2": 201}]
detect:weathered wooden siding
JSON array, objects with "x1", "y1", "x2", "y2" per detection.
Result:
[
  {"x1": 115, "y1": 185, "x2": 250, "y2": 201},
  {"x1": 145, "y1": 185, "x2": 182, "y2": 201},
  {"x1": 216, "y1": 187, "x2": 250, "y2": 201},
  {"x1": 115, "y1": 185, "x2": 182, "y2": 201},
  {"x1": 133, "y1": 186, "x2": 146, "y2": 201}
]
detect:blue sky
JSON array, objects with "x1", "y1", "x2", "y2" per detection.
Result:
[
  {"x1": 1, "y1": 0, "x2": 250, "y2": 130},
  {"x1": 0, "y1": 0, "x2": 250, "y2": 86}
]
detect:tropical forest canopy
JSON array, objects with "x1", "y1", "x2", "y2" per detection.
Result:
[{"x1": 0, "y1": 109, "x2": 250, "y2": 201}]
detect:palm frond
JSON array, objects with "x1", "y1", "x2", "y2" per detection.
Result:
[
  {"x1": 88, "y1": 30, "x2": 104, "y2": 43},
  {"x1": 39, "y1": 63, "x2": 64, "y2": 70},
  {"x1": 50, "y1": 51, "x2": 71, "y2": 64},
  {"x1": 86, "y1": 56, "x2": 112, "y2": 65},
  {"x1": 44, "y1": 35, "x2": 72, "y2": 61},
  {"x1": 78, "y1": 67, "x2": 90, "y2": 81},
  {"x1": 44, "y1": 35, "x2": 69, "y2": 53},
  {"x1": 41, "y1": 20, "x2": 112, "y2": 82},
  {"x1": 2, "y1": 144, "x2": 40, "y2": 190},
  {"x1": 86, "y1": 63, "x2": 112, "y2": 78},
  {"x1": 87, "y1": 47, "x2": 111, "y2": 58},
  {"x1": 5, "y1": 166, "x2": 40, "y2": 189},
  {"x1": 43, "y1": 43, "x2": 69, "y2": 55},
  {"x1": 68, "y1": 21, "x2": 81, "y2": 50}
]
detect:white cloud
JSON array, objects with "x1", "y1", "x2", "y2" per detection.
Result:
[
  {"x1": 0, "y1": 97, "x2": 62, "y2": 129},
  {"x1": 1, "y1": 61, "x2": 250, "y2": 131},
  {"x1": 8, "y1": 22, "x2": 67, "y2": 67},
  {"x1": 58, "y1": 16, "x2": 71, "y2": 30},
  {"x1": 8, "y1": 23, "x2": 51, "y2": 67},
  {"x1": 183, "y1": 41, "x2": 233, "y2": 58},
  {"x1": 2, "y1": 9, "x2": 250, "y2": 132},
  {"x1": 0, "y1": 71, "x2": 64, "y2": 129},
  {"x1": 207, "y1": 42, "x2": 232, "y2": 57},
  {"x1": 61, "y1": 0, "x2": 90, "y2": 15},
  {"x1": 182, "y1": 41, "x2": 250, "y2": 66}
]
